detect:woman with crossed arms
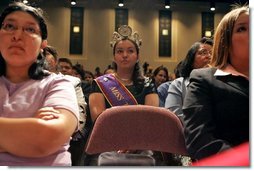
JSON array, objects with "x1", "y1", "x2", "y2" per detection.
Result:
[{"x1": 0, "y1": 2, "x2": 79, "y2": 166}]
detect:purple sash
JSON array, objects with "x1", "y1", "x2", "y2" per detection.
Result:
[{"x1": 95, "y1": 74, "x2": 138, "y2": 106}]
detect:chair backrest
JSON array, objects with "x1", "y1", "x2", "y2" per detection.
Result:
[{"x1": 85, "y1": 105, "x2": 188, "y2": 155}]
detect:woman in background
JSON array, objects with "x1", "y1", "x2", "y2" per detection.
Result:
[
  {"x1": 165, "y1": 37, "x2": 213, "y2": 120},
  {"x1": 152, "y1": 65, "x2": 169, "y2": 88}
]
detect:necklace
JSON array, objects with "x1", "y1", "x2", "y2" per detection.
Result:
[
  {"x1": 114, "y1": 73, "x2": 131, "y2": 81},
  {"x1": 119, "y1": 77, "x2": 130, "y2": 81},
  {"x1": 114, "y1": 73, "x2": 133, "y2": 85}
]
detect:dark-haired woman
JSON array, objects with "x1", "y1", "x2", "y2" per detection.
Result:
[
  {"x1": 89, "y1": 25, "x2": 159, "y2": 122},
  {"x1": 165, "y1": 38, "x2": 213, "y2": 120},
  {"x1": 87, "y1": 25, "x2": 161, "y2": 166},
  {"x1": 152, "y1": 65, "x2": 169, "y2": 88},
  {"x1": 0, "y1": 2, "x2": 79, "y2": 166}
]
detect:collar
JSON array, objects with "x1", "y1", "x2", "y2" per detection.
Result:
[
  {"x1": 214, "y1": 69, "x2": 231, "y2": 76},
  {"x1": 184, "y1": 77, "x2": 190, "y2": 87},
  {"x1": 214, "y1": 64, "x2": 248, "y2": 80}
]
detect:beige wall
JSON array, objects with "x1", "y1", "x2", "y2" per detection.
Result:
[
  {"x1": 44, "y1": 6, "x2": 226, "y2": 74},
  {"x1": 45, "y1": 7, "x2": 71, "y2": 58}
]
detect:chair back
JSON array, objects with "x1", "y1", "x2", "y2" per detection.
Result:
[{"x1": 85, "y1": 105, "x2": 188, "y2": 155}]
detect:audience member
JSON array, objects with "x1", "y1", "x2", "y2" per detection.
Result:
[
  {"x1": 58, "y1": 57, "x2": 74, "y2": 75},
  {"x1": 68, "y1": 64, "x2": 94, "y2": 167},
  {"x1": 152, "y1": 65, "x2": 169, "y2": 88},
  {"x1": 89, "y1": 25, "x2": 159, "y2": 121},
  {"x1": 72, "y1": 64, "x2": 85, "y2": 81},
  {"x1": 142, "y1": 62, "x2": 149, "y2": 76},
  {"x1": 94, "y1": 66, "x2": 103, "y2": 78},
  {"x1": 104, "y1": 65, "x2": 115, "y2": 74},
  {"x1": 81, "y1": 70, "x2": 94, "y2": 137},
  {"x1": 43, "y1": 45, "x2": 59, "y2": 73},
  {"x1": 157, "y1": 61, "x2": 182, "y2": 107},
  {"x1": 0, "y1": 2, "x2": 79, "y2": 166},
  {"x1": 44, "y1": 47, "x2": 87, "y2": 166},
  {"x1": 88, "y1": 25, "x2": 160, "y2": 165},
  {"x1": 104, "y1": 68, "x2": 115, "y2": 74},
  {"x1": 71, "y1": 64, "x2": 93, "y2": 101},
  {"x1": 146, "y1": 66, "x2": 153, "y2": 78},
  {"x1": 82, "y1": 70, "x2": 94, "y2": 100},
  {"x1": 182, "y1": 5, "x2": 249, "y2": 160},
  {"x1": 165, "y1": 37, "x2": 213, "y2": 120},
  {"x1": 84, "y1": 70, "x2": 94, "y2": 85}
]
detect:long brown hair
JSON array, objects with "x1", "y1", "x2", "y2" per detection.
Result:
[{"x1": 210, "y1": 5, "x2": 249, "y2": 69}]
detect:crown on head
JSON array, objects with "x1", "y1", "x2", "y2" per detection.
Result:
[{"x1": 110, "y1": 25, "x2": 142, "y2": 49}]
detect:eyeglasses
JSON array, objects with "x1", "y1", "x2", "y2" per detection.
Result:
[
  {"x1": 1, "y1": 22, "x2": 41, "y2": 37},
  {"x1": 197, "y1": 49, "x2": 212, "y2": 56}
]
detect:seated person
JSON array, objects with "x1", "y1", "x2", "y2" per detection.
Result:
[
  {"x1": 182, "y1": 5, "x2": 249, "y2": 160},
  {"x1": 165, "y1": 37, "x2": 213, "y2": 121},
  {"x1": 44, "y1": 47, "x2": 87, "y2": 166},
  {"x1": 0, "y1": 2, "x2": 79, "y2": 166}
]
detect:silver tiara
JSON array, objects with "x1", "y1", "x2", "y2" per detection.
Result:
[{"x1": 110, "y1": 25, "x2": 142, "y2": 49}]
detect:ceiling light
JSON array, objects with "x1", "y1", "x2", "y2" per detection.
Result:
[
  {"x1": 118, "y1": 0, "x2": 124, "y2": 7},
  {"x1": 210, "y1": 0, "x2": 215, "y2": 11},
  {"x1": 71, "y1": 0, "x2": 77, "y2": 6},
  {"x1": 165, "y1": 0, "x2": 170, "y2": 9}
]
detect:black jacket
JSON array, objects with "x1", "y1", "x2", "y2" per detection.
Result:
[{"x1": 182, "y1": 67, "x2": 249, "y2": 160}]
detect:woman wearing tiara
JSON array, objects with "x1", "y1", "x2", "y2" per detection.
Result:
[
  {"x1": 89, "y1": 25, "x2": 159, "y2": 122},
  {"x1": 87, "y1": 25, "x2": 165, "y2": 166},
  {"x1": 87, "y1": 26, "x2": 184, "y2": 166}
]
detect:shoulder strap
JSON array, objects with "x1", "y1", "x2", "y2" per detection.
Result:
[{"x1": 95, "y1": 74, "x2": 138, "y2": 106}]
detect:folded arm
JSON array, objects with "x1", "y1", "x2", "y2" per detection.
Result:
[{"x1": 0, "y1": 108, "x2": 77, "y2": 158}]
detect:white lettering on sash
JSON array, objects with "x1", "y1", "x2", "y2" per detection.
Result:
[{"x1": 110, "y1": 87, "x2": 125, "y2": 101}]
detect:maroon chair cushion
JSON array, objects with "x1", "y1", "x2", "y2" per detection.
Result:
[{"x1": 85, "y1": 105, "x2": 188, "y2": 155}]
